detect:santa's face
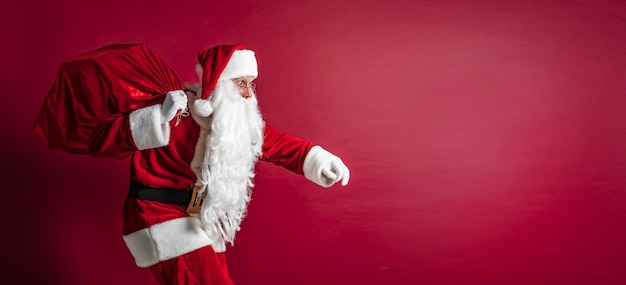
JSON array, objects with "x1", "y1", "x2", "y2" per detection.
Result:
[{"x1": 231, "y1": 76, "x2": 256, "y2": 99}]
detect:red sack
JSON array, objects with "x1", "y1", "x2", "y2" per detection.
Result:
[{"x1": 32, "y1": 44, "x2": 182, "y2": 155}]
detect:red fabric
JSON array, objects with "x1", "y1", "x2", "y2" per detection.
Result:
[
  {"x1": 197, "y1": 44, "x2": 246, "y2": 99},
  {"x1": 149, "y1": 247, "x2": 233, "y2": 285},
  {"x1": 31, "y1": 43, "x2": 182, "y2": 157},
  {"x1": 122, "y1": 193, "x2": 189, "y2": 234},
  {"x1": 129, "y1": 116, "x2": 200, "y2": 190},
  {"x1": 123, "y1": 125, "x2": 314, "y2": 234},
  {"x1": 262, "y1": 124, "x2": 313, "y2": 175}
]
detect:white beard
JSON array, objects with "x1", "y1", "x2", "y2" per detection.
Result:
[{"x1": 191, "y1": 80, "x2": 264, "y2": 245}]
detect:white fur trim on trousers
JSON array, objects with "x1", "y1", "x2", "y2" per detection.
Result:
[{"x1": 122, "y1": 217, "x2": 225, "y2": 268}]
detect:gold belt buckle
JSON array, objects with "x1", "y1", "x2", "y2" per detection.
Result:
[{"x1": 186, "y1": 185, "x2": 206, "y2": 214}]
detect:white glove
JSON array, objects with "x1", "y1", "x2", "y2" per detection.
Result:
[
  {"x1": 322, "y1": 157, "x2": 350, "y2": 186},
  {"x1": 160, "y1": 90, "x2": 188, "y2": 123},
  {"x1": 184, "y1": 82, "x2": 213, "y2": 129},
  {"x1": 303, "y1": 146, "x2": 351, "y2": 188}
]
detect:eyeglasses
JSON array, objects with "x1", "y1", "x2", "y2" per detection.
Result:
[{"x1": 233, "y1": 79, "x2": 256, "y2": 93}]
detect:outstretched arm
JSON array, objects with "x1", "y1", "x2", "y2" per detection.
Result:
[{"x1": 261, "y1": 124, "x2": 350, "y2": 187}]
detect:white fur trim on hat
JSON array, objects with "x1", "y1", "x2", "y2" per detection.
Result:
[{"x1": 219, "y1": 50, "x2": 258, "y2": 80}]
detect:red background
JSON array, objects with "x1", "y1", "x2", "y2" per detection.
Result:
[{"x1": 2, "y1": 0, "x2": 626, "y2": 284}]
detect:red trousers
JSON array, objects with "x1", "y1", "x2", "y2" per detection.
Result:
[{"x1": 149, "y1": 246, "x2": 233, "y2": 285}]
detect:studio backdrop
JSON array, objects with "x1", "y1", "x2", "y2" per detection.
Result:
[{"x1": 2, "y1": 0, "x2": 625, "y2": 284}]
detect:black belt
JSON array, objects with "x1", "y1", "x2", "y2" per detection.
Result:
[{"x1": 129, "y1": 180, "x2": 193, "y2": 206}]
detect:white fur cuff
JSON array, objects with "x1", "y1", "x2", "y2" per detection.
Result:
[
  {"x1": 129, "y1": 105, "x2": 170, "y2": 150},
  {"x1": 122, "y1": 217, "x2": 224, "y2": 268},
  {"x1": 303, "y1": 146, "x2": 337, "y2": 188}
]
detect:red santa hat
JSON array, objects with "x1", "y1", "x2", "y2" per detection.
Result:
[{"x1": 197, "y1": 44, "x2": 258, "y2": 99}]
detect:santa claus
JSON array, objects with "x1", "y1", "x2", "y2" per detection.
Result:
[{"x1": 33, "y1": 43, "x2": 350, "y2": 284}]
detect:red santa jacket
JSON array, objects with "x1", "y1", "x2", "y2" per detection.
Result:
[
  {"x1": 89, "y1": 107, "x2": 313, "y2": 191},
  {"x1": 103, "y1": 103, "x2": 313, "y2": 236}
]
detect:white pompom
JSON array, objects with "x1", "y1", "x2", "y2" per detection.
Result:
[{"x1": 193, "y1": 99, "x2": 214, "y2": 117}]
